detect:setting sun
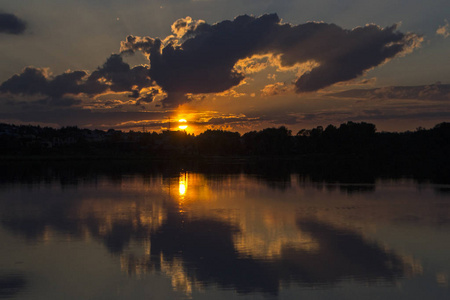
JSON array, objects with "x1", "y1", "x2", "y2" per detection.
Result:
[{"x1": 178, "y1": 119, "x2": 188, "y2": 130}]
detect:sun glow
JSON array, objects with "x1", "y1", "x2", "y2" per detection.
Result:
[{"x1": 178, "y1": 119, "x2": 188, "y2": 130}]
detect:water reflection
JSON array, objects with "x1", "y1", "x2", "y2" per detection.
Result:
[
  {"x1": 0, "y1": 160, "x2": 379, "y2": 194},
  {"x1": 0, "y1": 274, "x2": 26, "y2": 298},
  {"x1": 142, "y1": 215, "x2": 410, "y2": 295},
  {"x1": 0, "y1": 164, "x2": 449, "y2": 298}
]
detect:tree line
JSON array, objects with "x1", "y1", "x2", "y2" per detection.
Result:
[{"x1": 1, "y1": 122, "x2": 449, "y2": 163}]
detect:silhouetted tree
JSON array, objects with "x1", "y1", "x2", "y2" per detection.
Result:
[
  {"x1": 197, "y1": 130, "x2": 242, "y2": 155},
  {"x1": 243, "y1": 126, "x2": 292, "y2": 155}
]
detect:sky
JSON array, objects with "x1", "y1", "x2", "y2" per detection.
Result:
[{"x1": 1, "y1": 0, "x2": 449, "y2": 134}]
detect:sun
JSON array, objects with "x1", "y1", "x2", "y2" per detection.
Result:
[{"x1": 178, "y1": 119, "x2": 188, "y2": 130}]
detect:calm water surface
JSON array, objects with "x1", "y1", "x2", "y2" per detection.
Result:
[{"x1": 1, "y1": 165, "x2": 450, "y2": 299}]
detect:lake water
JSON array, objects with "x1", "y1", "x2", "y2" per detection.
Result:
[{"x1": 1, "y1": 162, "x2": 450, "y2": 299}]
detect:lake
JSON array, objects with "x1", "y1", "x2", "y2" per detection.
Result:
[{"x1": 0, "y1": 161, "x2": 449, "y2": 299}]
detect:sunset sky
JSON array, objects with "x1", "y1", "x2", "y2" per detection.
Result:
[{"x1": 1, "y1": 0, "x2": 449, "y2": 134}]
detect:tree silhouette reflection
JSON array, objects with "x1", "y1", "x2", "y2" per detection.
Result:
[{"x1": 0, "y1": 274, "x2": 26, "y2": 298}]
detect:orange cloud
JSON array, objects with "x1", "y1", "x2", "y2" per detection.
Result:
[
  {"x1": 437, "y1": 20, "x2": 450, "y2": 38},
  {"x1": 261, "y1": 82, "x2": 293, "y2": 96}
]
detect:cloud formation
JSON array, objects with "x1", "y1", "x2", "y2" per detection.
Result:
[
  {"x1": 261, "y1": 82, "x2": 292, "y2": 96},
  {"x1": 122, "y1": 13, "x2": 421, "y2": 106},
  {"x1": 0, "y1": 67, "x2": 105, "y2": 103},
  {"x1": 1, "y1": 14, "x2": 421, "y2": 108},
  {"x1": 0, "y1": 13, "x2": 26, "y2": 35},
  {"x1": 0, "y1": 55, "x2": 155, "y2": 104},
  {"x1": 329, "y1": 83, "x2": 450, "y2": 101},
  {"x1": 89, "y1": 54, "x2": 153, "y2": 96},
  {"x1": 437, "y1": 20, "x2": 449, "y2": 38}
]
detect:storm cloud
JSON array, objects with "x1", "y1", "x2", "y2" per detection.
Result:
[
  {"x1": 121, "y1": 13, "x2": 421, "y2": 106},
  {"x1": 0, "y1": 13, "x2": 26, "y2": 35}
]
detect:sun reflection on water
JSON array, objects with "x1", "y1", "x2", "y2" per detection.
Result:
[{"x1": 179, "y1": 174, "x2": 187, "y2": 197}]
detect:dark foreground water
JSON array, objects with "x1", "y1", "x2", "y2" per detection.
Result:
[{"x1": 0, "y1": 162, "x2": 449, "y2": 299}]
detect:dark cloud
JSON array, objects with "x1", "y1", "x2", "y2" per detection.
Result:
[
  {"x1": 0, "y1": 55, "x2": 154, "y2": 102},
  {"x1": 122, "y1": 13, "x2": 421, "y2": 107},
  {"x1": 286, "y1": 23, "x2": 419, "y2": 92},
  {"x1": 0, "y1": 67, "x2": 104, "y2": 98},
  {"x1": 161, "y1": 92, "x2": 190, "y2": 107},
  {"x1": 355, "y1": 110, "x2": 450, "y2": 121},
  {"x1": 0, "y1": 108, "x2": 169, "y2": 128},
  {"x1": 46, "y1": 97, "x2": 83, "y2": 107},
  {"x1": 289, "y1": 108, "x2": 450, "y2": 125},
  {"x1": 0, "y1": 67, "x2": 49, "y2": 95},
  {"x1": 259, "y1": 114, "x2": 299, "y2": 125},
  {"x1": 191, "y1": 116, "x2": 259, "y2": 126},
  {"x1": 0, "y1": 68, "x2": 111, "y2": 112},
  {"x1": 330, "y1": 83, "x2": 450, "y2": 101},
  {"x1": 89, "y1": 54, "x2": 153, "y2": 94},
  {"x1": 0, "y1": 13, "x2": 26, "y2": 35},
  {"x1": 49, "y1": 71, "x2": 106, "y2": 97},
  {"x1": 2, "y1": 94, "x2": 82, "y2": 109}
]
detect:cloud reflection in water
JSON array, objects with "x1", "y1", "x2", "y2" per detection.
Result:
[{"x1": 0, "y1": 169, "x2": 425, "y2": 297}]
